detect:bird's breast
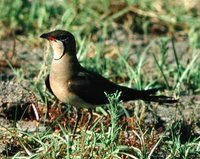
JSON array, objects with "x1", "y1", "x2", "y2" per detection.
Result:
[
  {"x1": 49, "y1": 73, "x2": 93, "y2": 108},
  {"x1": 49, "y1": 74, "x2": 70, "y2": 102}
]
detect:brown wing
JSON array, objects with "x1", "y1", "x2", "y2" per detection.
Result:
[
  {"x1": 68, "y1": 70, "x2": 177, "y2": 105},
  {"x1": 68, "y1": 71, "x2": 121, "y2": 105}
]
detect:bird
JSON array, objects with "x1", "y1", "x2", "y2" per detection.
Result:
[{"x1": 40, "y1": 30, "x2": 177, "y2": 135}]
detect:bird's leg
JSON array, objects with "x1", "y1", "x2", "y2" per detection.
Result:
[
  {"x1": 72, "y1": 108, "x2": 81, "y2": 137},
  {"x1": 85, "y1": 108, "x2": 93, "y2": 132}
]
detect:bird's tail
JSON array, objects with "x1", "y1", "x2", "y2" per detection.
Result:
[
  {"x1": 120, "y1": 87, "x2": 178, "y2": 104},
  {"x1": 140, "y1": 94, "x2": 178, "y2": 103}
]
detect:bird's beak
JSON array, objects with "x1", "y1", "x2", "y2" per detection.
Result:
[
  {"x1": 40, "y1": 33, "x2": 57, "y2": 41},
  {"x1": 40, "y1": 33, "x2": 49, "y2": 39}
]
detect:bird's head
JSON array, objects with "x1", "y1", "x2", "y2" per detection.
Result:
[{"x1": 40, "y1": 30, "x2": 76, "y2": 60}]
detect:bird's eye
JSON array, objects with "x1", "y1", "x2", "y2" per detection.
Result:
[{"x1": 60, "y1": 37, "x2": 68, "y2": 42}]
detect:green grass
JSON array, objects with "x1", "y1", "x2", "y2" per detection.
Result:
[
  {"x1": 2, "y1": 94, "x2": 199, "y2": 158},
  {"x1": 0, "y1": 0, "x2": 200, "y2": 158}
]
